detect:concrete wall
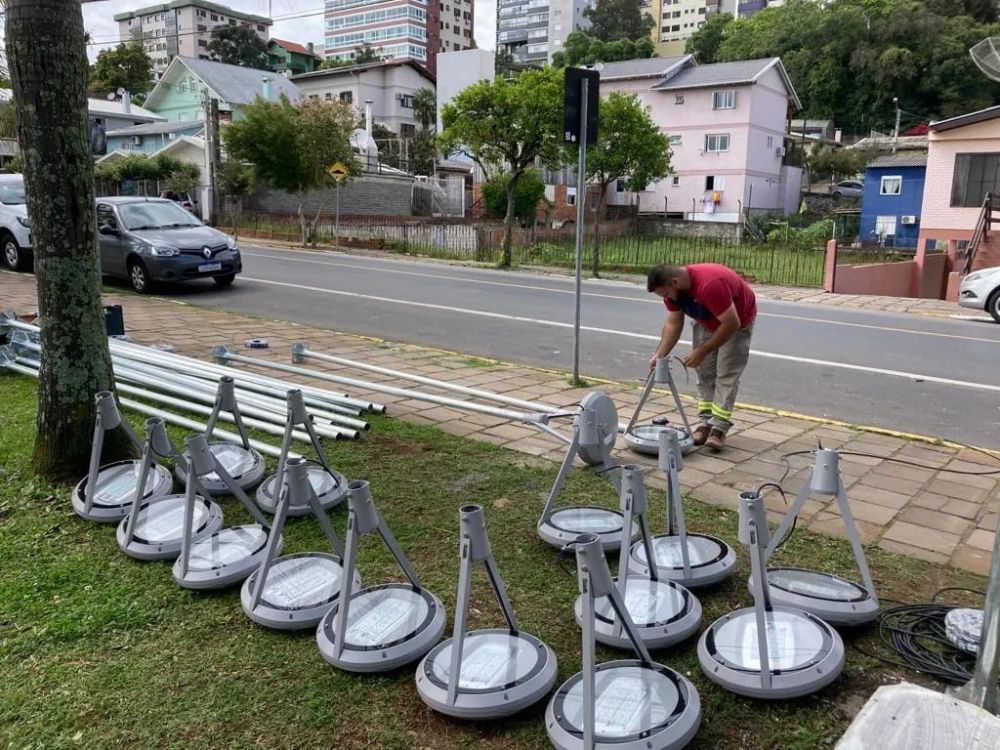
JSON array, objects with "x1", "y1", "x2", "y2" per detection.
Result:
[
  {"x1": 243, "y1": 174, "x2": 415, "y2": 216},
  {"x1": 831, "y1": 258, "x2": 916, "y2": 297},
  {"x1": 436, "y1": 48, "x2": 494, "y2": 130},
  {"x1": 636, "y1": 216, "x2": 741, "y2": 240}
]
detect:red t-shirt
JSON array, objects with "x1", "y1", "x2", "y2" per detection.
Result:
[{"x1": 664, "y1": 263, "x2": 757, "y2": 331}]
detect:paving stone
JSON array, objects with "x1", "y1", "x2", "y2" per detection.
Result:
[
  {"x1": 950, "y1": 545, "x2": 994, "y2": 576},
  {"x1": 859, "y1": 472, "x2": 926, "y2": 497},
  {"x1": 481, "y1": 423, "x2": 537, "y2": 441},
  {"x1": 808, "y1": 514, "x2": 880, "y2": 544},
  {"x1": 978, "y1": 512, "x2": 999, "y2": 530},
  {"x1": 882, "y1": 521, "x2": 961, "y2": 555},
  {"x1": 682, "y1": 454, "x2": 735, "y2": 475},
  {"x1": 897, "y1": 507, "x2": 973, "y2": 537},
  {"x1": 829, "y1": 499, "x2": 899, "y2": 526},
  {"x1": 732, "y1": 427, "x2": 790, "y2": 445},
  {"x1": 689, "y1": 482, "x2": 740, "y2": 510},
  {"x1": 925, "y1": 478, "x2": 988, "y2": 503},
  {"x1": 965, "y1": 528, "x2": 996, "y2": 552},
  {"x1": 417, "y1": 406, "x2": 470, "y2": 423},
  {"x1": 732, "y1": 458, "x2": 792, "y2": 482},
  {"x1": 911, "y1": 491, "x2": 951, "y2": 511},
  {"x1": 437, "y1": 420, "x2": 486, "y2": 438},
  {"x1": 879, "y1": 538, "x2": 949, "y2": 565},
  {"x1": 937, "y1": 470, "x2": 997, "y2": 492},
  {"x1": 850, "y1": 484, "x2": 911, "y2": 510}
]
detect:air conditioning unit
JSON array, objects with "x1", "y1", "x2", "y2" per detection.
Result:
[
  {"x1": 901, "y1": 215, "x2": 918, "y2": 225},
  {"x1": 775, "y1": 146, "x2": 786, "y2": 156}
]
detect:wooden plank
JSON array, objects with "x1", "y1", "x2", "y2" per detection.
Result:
[{"x1": 837, "y1": 682, "x2": 1000, "y2": 750}]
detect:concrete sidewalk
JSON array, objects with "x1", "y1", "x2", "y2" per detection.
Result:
[{"x1": 2, "y1": 270, "x2": 997, "y2": 575}]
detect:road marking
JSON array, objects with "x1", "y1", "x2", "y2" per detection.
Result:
[
  {"x1": 242, "y1": 276, "x2": 1000, "y2": 395},
  {"x1": 242, "y1": 249, "x2": 1000, "y2": 345}
]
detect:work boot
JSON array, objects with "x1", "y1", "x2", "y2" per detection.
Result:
[
  {"x1": 706, "y1": 429, "x2": 726, "y2": 452},
  {"x1": 692, "y1": 424, "x2": 711, "y2": 446}
]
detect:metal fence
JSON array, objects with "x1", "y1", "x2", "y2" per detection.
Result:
[{"x1": 222, "y1": 213, "x2": 832, "y2": 287}]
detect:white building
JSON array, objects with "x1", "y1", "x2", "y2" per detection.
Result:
[
  {"x1": 496, "y1": 0, "x2": 593, "y2": 64},
  {"x1": 116, "y1": 0, "x2": 271, "y2": 78},
  {"x1": 435, "y1": 48, "x2": 494, "y2": 130}
]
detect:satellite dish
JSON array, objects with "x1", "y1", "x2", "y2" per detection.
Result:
[
  {"x1": 971, "y1": 37, "x2": 1000, "y2": 82},
  {"x1": 117, "y1": 87, "x2": 126, "y2": 96}
]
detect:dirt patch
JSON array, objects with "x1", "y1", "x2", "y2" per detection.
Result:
[{"x1": 376, "y1": 435, "x2": 427, "y2": 456}]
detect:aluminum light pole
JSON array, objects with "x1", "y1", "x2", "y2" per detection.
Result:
[{"x1": 572, "y1": 77, "x2": 588, "y2": 385}]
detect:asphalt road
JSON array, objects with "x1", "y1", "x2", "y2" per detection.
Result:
[{"x1": 173, "y1": 244, "x2": 1000, "y2": 447}]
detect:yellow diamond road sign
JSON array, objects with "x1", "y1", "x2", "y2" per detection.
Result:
[{"x1": 328, "y1": 162, "x2": 349, "y2": 181}]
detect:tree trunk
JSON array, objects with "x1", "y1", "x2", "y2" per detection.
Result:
[
  {"x1": 501, "y1": 175, "x2": 519, "y2": 268},
  {"x1": 298, "y1": 193, "x2": 308, "y2": 246},
  {"x1": 591, "y1": 184, "x2": 607, "y2": 277},
  {"x1": 7, "y1": 0, "x2": 130, "y2": 481}
]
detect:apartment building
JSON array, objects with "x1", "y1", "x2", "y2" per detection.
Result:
[
  {"x1": 496, "y1": 0, "x2": 593, "y2": 65},
  {"x1": 116, "y1": 1, "x2": 271, "y2": 78},
  {"x1": 324, "y1": 0, "x2": 472, "y2": 74}
]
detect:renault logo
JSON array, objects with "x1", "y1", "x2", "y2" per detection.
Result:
[{"x1": 202, "y1": 246, "x2": 212, "y2": 259}]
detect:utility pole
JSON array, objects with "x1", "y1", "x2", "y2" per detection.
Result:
[
  {"x1": 892, "y1": 97, "x2": 901, "y2": 154},
  {"x1": 572, "y1": 77, "x2": 588, "y2": 386},
  {"x1": 202, "y1": 95, "x2": 221, "y2": 224}
]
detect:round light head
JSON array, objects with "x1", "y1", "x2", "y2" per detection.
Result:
[
  {"x1": 697, "y1": 606, "x2": 845, "y2": 699},
  {"x1": 752, "y1": 568, "x2": 878, "y2": 627},
  {"x1": 538, "y1": 506, "x2": 635, "y2": 553},
  {"x1": 172, "y1": 524, "x2": 274, "y2": 589},
  {"x1": 416, "y1": 629, "x2": 558, "y2": 719},
  {"x1": 574, "y1": 577, "x2": 702, "y2": 650},
  {"x1": 575, "y1": 392, "x2": 619, "y2": 467},
  {"x1": 242, "y1": 552, "x2": 361, "y2": 630},
  {"x1": 316, "y1": 583, "x2": 446, "y2": 672},
  {"x1": 255, "y1": 465, "x2": 347, "y2": 517},
  {"x1": 73, "y1": 460, "x2": 173, "y2": 523},
  {"x1": 628, "y1": 533, "x2": 736, "y2": 589},
  {"x1": 624, "y1": 425, "x2": 696, "y2": 456},
  {"x1": 175, "y1": 443, "x2": 265, "y2": 495},
  {"x1": 116, "y1": 494, "x2": 224, "y2": 560},
  {"x1": 546, "y1": 661, "x2": 701, "y2": 750}
]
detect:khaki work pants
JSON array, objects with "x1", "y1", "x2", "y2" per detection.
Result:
[{"x1": 692, "y1": 321, "x2": 753, "y2": 434}]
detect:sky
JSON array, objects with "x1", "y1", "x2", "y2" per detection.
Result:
[{"x1": 81, "y1": 0, "x2": 497, "y2": 61}]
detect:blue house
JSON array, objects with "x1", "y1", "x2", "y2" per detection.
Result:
[
  {"x1": 859, "y1": 154, "x2": 927, "y2": 248},
  {"x1": 105, "y1": 120, "x2": 204, "y2": 155}
]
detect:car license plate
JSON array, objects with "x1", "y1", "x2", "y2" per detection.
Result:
[{"x1": 198, "y1": 262, "x2": 222, "y2": 273}]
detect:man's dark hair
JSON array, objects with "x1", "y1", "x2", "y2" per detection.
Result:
[{"x1": 646, "y1": 265, "x2": 684, "y2": 292}]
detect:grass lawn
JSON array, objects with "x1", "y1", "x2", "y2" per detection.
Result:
[{"x1": 0, "y1": 375, "x2": 986, "y2": 750}]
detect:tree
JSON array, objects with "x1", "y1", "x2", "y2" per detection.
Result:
[
  {"x1": 583, "y1": 0, "x2": 654, "y2": 42},
  {"x1": 579, "y1": 92, "x2": 670, "y2": 276},
  {"x1": 6, "y1": 0, "x2": 128, "y2": 480},
  {"x1": 409, "y1": 129, "x2": 437, "y2": 176},
  {"x1": 684, "y1": 13, "x2": 733, "y2": 63},
  {"x1": 353, "y1": 43, "x2": 383, "y2": 64},
  {"x1": 552, "y1": 31, "x2": 655, "y2": 67},
  {"x1": 207, "y1": 24, "x2": 268, "y2": 69},
  {"x1": 223, "y1": 97, "x2": 356, "y2": 244},
  {"x1": 482, "y1": 169, "x2": 546, "y2": 225},
  {"x1": 89, "y1": 42, "x2": 152, "y2": 96},
  {"x1": 412, "y1": 87, "x2": 436, "y2": 131},
  {"x1": 439, "y1": 67, "x2": 564, "y2": 267},
  {"x1": 216, "y1": 160, "x2": 255, "y2": 239}
]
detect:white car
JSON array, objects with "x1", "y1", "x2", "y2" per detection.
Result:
[
  {"x1": 0, "y1": 173, "x2": 32, "y2": 271},
  {"x1": 958, "y1": 266, "x2": 1000, "y2": 322}
]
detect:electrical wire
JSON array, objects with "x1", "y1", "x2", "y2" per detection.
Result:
[{"x1": 755, "y1": 481, "x2": 796, "y2": 550}]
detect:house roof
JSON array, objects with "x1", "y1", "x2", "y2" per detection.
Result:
[
  {"x1": 851, "y1": 134, "x2": 928, "y2": 151},
  {"x1": 115, "y1": 0, "x2": 270, "y2": 24},
  {"x1": 292, "y1": 59, "x2": 436, "y2": 85},
  {"x1": 651, "y1": 57, "x2": 801, "y2": 109},
  {"x1": 598, "y1": 56, "x2": 691, "y2": 81},
  {"x1": 144, "y1": 57, "x2": 301, "y2": 110},
  {"x1": 270, "y1": 38, "x2": 319, "y2": 59},
  {"x1": 867, "y1": 154, "x2": 928, "y2": 169},
  {"x1": 930, "y1": 105, "x2": 1000, "y2": 133},
  {"x1": 106, "y1": 119, "x2": 204, "y2": 138},
  {"x1": 0, "y1": 88, "x2": 165, "y2": 123}
]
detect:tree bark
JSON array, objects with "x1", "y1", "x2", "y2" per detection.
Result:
[
  {"x1": 297, "y1": 192, "x2": 308, "y2": 246},
  {"x1": 501, "y1": 175, "x2": 519, "y2": 268},
  {"x1": 7, "y1": 0, "x2": 129, "y2": 481}
]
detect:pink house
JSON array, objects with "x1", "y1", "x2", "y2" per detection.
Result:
[
  {"x1": 598, "y1": 55, "x2": 803, "y2": 222},
  {"x1": 914, "y1": 105, "x2": 1000, "y2": 298}
]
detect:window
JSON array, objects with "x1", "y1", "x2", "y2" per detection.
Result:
[
  {"x1": 766, "y1": 135, "x2": 773, "y2": 149},
  {"x1": 669, "y1": 135, "x2": 682, "y2": 146},
  {"x1": 674, "y1": 94, "x2": 684, "y2": 105},
  {"x1": 566, "y1": 187, "x2": 576, "y2": 206},
  {"x1": 258, "y1": 24, "x2": 266, "y2": 31},
  {"x1": 325, "y1": 92, "x2": 333, "y2": 101},
  {"x1": 339, "y1": 91, "x2": 353, "y2": 104},
  {"x1": 950, "y1": 153, "x2": 1000, "y2": 207},
  {"x1": 197, "y1": 39, "x2": 207, "y2": 47},
  {"x1": 875, "y1": 215, "x2": 897, "y2": 237},
  {"x1": 616, "y1": 179, "x2": 626, "y2": 193},
  {"x1": 671, "y1": 176, "x2": 680, "y2": 186},
  {"x1": 713, "y1": 90, "x2": 736, "y2": 110},
  {"x1": 97, "y1": 204, "x2": 118, "y2": 232},
  {"x1": 197, "y1": 9, "x2": 206, "y2": 17},
  {"x1": 704, "y1": 133, "x2": 730, "y2": 152},
  {"x1": 400, "y1": 94, "x2": 414, "y2": 108},
  {"x1": 309, "y1": 94, "x2": 319, "y2": 101},
  {"x1": 211, "y1": 13, "x2": 219, "y2": 21},
  {"x1": 401, "y1": 123, "x2": 416, "y2": 137},
  {"x1": 198, "y1": 24, "x2": 207, "y2": 31},
  {"x1": 880, "y1": 175, "x2": 902, "y2": 196}
]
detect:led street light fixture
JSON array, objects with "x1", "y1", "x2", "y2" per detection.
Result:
[
  {"x1": 574, "y1": 465, "x2": 701, "y2": 651},
  {"x1": 172, "y1": 433, "x2": 278, "y2": 590},
  {"x1": 317, "y1": 481, "x2": 445, "y2": 672},
  {"x1": 698, "y1": 490, "x2": 845, "y2": 699},
  {"x1": 175, "y1": 377, "x2": 265, "y2": 494},
  {"x1": 538, "y1": 392, "x2": 637, "y2": 553},
  {"x1": 749, "y1": 450, "x2": 879, "y2": 627},
  {"x1": 243, "y1": 457, "x2": 361, "y2": 630},
  {"x1": 624, "y1": 358, "x2": 696, "y2": 457},
  {"x1": 417, "y1": 504, "x2": 558, "y2": 719},
  {"x1": 628, "y1": 430, "x2": 735, "y2": 589},
  {"x1": 74, "y1": 390, "x2": 173, "y2": 523},
  {"x1": 117, "y1": 419, "x2": 224, "y2": 560},
  {"x1": 547, "y1": 533, "x2": 701, "y2": 750},
  {"x1": 256, "y1": 389, "x2": 348, "y2": 516}
]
